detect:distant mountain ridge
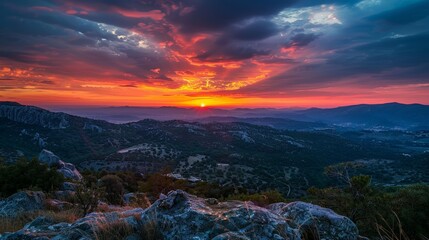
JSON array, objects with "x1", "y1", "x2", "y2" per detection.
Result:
[
  {"x1": 0, "y1": 102, "x2": 70, "y2": 129},
  {"x1": 283, "y1": 102, "x2": 429, "y2": 129},
  {"x1": 43, "y1": 102, "x2": 429, "y2": 130}
]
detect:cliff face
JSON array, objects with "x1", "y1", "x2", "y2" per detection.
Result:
[
  {"x1": 0, "y1": 102, "x2": 69, "y2": 129},
  {"x1": 0, "y1": 190, "x2": 359, "y2": 240}
]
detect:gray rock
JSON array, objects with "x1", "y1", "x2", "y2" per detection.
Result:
[
  {"x1": 38, "y1": 150, "x2": 61, "y2": 167},
  {"x1": 0, "y1": 191, "x2": 45, "y2": 218},
  {"x1": 38, "y1": 150, "x2": 82, "y2": 181},
  {"x1": 141, "y1": 190, "x2": 300, "y2": 239},
  {"x1": 269, "y1": 201, "x2": 359, "y2": 240},
  {"x1": 24, "y1": 216, "x2": 55, "y2": 231},
  {"x1": 0, "y1": 190, "x2": 360, "y2": 240},
  {"x1": 57, "y1": 161, "x2": 82, "y2": 181}
]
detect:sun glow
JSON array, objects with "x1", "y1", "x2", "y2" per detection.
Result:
[{"x1": 200, "y1": 103, "x2": 206, "y2": 108}]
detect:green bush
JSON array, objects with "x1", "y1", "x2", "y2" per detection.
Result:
[
  {"x1": 100, "y1": 174, "x2": 125, "y2": 205},
  {"x1": 0, "y1": 158, "x2": 64, "y2": 197}
]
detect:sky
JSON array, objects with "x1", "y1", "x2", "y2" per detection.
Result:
[{"x1": 0, "y1": 0, "x2": 428, "y2": 108}]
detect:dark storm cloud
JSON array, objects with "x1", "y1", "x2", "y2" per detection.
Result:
[
  {"x1": 368, "y1": 1, "x2": 429, "y2": 25},
  {"x1": 292, "y1": 0, "x2": 360, "y2": 7},
  {"x1": 51, "y1": 0, "x2": 159, "y2": 11},
  {"x1": 196, "y1": 46, "x2": 271, "y2": 62},
  {"x1": 230, "y1": 20, "x2": 280, "y2": 41},
  {"x1": 284, "y1": 33, "x2": 319, "y2": 48},
  {"x1": 237, "y1": 32, "x2": 429, "y2": 94},
  {"x1": 331, "y1": 33, "x2": 429, "y2": 73},
  {"x1": 0, "y1": 51, "x2": 38, "y2": 64},
  {"x1": 169, "y1": 0, "x2": 297, "y2": 33}
]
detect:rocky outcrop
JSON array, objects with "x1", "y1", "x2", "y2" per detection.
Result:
[
  {"x1": 83, "y1": 122, "x2": 103, "y2": 133},
  {"x1": 0, "y1": 190, "x2": 359, "y2": 240},
  {"x1": 38, "y1": 150, "x2": 82, "y2": 181},
  {"x1": 0, "y1": 103, "x2": 69, "y2": 129},
  {"x1": 141, "y1": 190, "x2": 300, "y2": 239},
  {"x1": 269, "y1": 202, "x2": 359, "y2": 240},
  {"x1": 0, "y1": 191, "x2": 46, "y2": 218}
]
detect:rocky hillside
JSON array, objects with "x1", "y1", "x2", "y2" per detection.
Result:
[
  {"x1": 0, "y1": 102, "x2": 70, "y2": 129},
  {"x1": 0, "y1": 190, "x2": 359, "y2": 240},
  {"x1": 3, "y1": 102, "x2": 421, "y2": 195}
]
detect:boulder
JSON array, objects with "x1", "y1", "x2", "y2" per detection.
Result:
[
  {"x1": 123, "y1": 192, "x2": 151, "y2": 208},
  {"x1": 57, "y1": 161, "x2": 82, "y2": 181},
  {"x1": 140, "y1": 190, "x2": 300, "y2": 239},
  {"x1": 0, "y1": 191, "x2": 45, "y2": 218},
  {"x1": 38, "y1": 150, "x2": 82, "y2": 181},
  {"x1": 269, "y1": 201, "x2": 359, "y2": 240},
  {"x1": 38, "y1": 150, "x2": 61, "y2": 167}
]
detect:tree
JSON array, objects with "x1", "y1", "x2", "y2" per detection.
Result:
[
  {"x1": 74, "y1": 181, "x2": 104, "y2": 217},
  {"x1": 324, "y1": 161, "x2": 363, "y2": 187}
]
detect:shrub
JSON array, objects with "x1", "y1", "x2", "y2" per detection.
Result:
[
  {"x1": 100, "y1": 175, "x2": 125, "y2": 205},
  {"x1": 72, "y1": 181, "x2": 104, "y2": 217},
  {"x1": 226, "y1": 190, "x2": 286, "y2": 206},
  {"x1": 0, "y1": 158, "x2": 64, "y2": 197}
]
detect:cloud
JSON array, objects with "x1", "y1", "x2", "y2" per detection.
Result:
[
  {"x1": 169, "y1": 0, "x2": 297, "y2": 33},
  {"x1": 235, "y1": 32, "x2": 429, "y2": 95},
  {"x1": 230, "y1": 20, "x2": 280, "y2": 41},
  {"x1": 195, "y1": 46, "x2": 271, "y2": 62},
  {"x1": 368, "y1": 1, "x2": 429, "y2": 25},
  {"x1": 119, "y1": 84, "x2": 138, "y2": 88},
  {"x1": 0, "y1": 0, "x2": 428, "y2": 105},
  {"x1": 284, "y1": 33, "x2": 319, "y2": 48}
]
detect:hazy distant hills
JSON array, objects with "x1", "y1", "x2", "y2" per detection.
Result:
[
  {"x1": 281, "y1": 103, "x2": 429, "y2": 130},
  {"x1": 47, "y1": 105, "x2": 298, "y2": 123},
  {"x1": 47, "y1": 102, "x2": 429, "y2": 130}
]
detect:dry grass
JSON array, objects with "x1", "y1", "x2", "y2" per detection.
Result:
[
  {"x1": 0, "y1": 209, "x2": 79, "y2": 234},
  {"x1": 376, "y1": 212, "x2": 410, "y2": 240},
  {"x1": 93, "y1": 212, "x2": 164, "y2": 240},
  {"x1": 94, "y1": 220, "x2": 134, "y2": 240},
  {"x1": 138, "y1": 218, "x2": 165, "y2": 240},
  {"x1": 0, "y1": 214, "x2": 36, "y2": 233}
]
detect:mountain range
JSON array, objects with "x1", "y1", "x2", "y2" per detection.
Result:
[{"x1": 47, "y1": 102, "x2": 429, "y2": 130}]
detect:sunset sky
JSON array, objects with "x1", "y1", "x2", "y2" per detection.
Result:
[{"x1": 1, "y1": 0, "x2": 428, "y2": 108}]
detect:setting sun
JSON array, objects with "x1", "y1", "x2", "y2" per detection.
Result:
[{"x1": 200, "y1": 103, "x2": 206, "y2": 108}]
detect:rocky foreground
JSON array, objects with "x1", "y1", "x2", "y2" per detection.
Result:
[{"x1": 0, "y1": 190, "x2": 359, "y2": 240}]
